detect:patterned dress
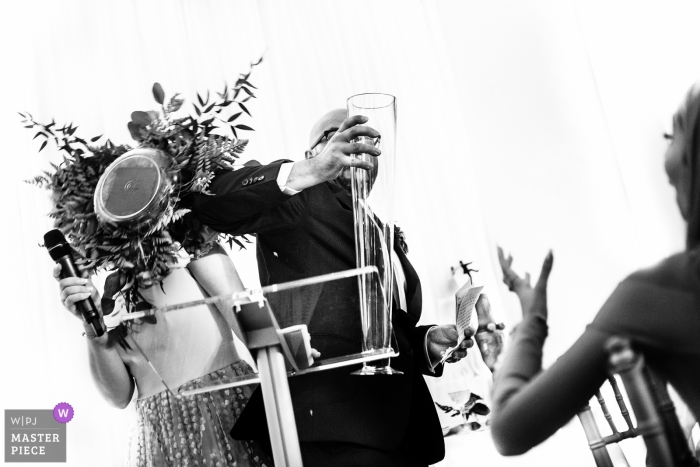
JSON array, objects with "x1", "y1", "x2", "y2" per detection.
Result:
[
  {"x1": 128, "y1": 362, "x2": 268, "y2": 467},
  {"x1": 112, "y1": 259, "x2": 270, "y2": 467}
]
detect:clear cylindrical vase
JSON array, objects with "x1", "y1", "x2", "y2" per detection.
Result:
[{"x1": 347, "y1": 93, "x2": 401, "y2": 375}]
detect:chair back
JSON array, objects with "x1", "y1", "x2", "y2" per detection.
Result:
[{"x1": 576, "y1": 337, "x2": 698, "y2": 467}]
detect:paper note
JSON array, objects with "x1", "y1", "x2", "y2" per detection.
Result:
[
  {"x1": 456, "y1": 285, "x2": 483, "y2": 338},
  {"x1": 440, "y1": 284, "x2": 484, "y2": 364}
]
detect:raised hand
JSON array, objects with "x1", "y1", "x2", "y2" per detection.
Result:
[
  {"x1": 287, "y1": 115, "x2": 381, "y2": 191},
  {"x1": 311, "y1": 115, "x2": 381, "y2": 179},
  {"x1": 497, "y1": 246, "x2": 553, "y2": 320}
]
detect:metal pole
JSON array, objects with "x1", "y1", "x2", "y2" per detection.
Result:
[{"x1": 257, "y1": 346, "x2": 304, "y2": 467}]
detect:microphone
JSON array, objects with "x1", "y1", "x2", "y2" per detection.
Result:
[{"x1": 44, "y1": 229, "x2": 106, "y2": 337}]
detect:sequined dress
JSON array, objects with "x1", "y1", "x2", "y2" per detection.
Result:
[{"x1": 114, "y1": 261, "x2": 270, "y2": 467}]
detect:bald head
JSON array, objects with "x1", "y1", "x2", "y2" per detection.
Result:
[{"x1": 308, "y1": 108, "x2": 346, "y2": 149}]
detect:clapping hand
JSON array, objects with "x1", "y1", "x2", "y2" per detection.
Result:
[
  {"x1": 497, "y1": 246, "x2": 554, "y2": 320},
  {"x1": 474, "y1": 294, "x2": 505, "y2": 371}
]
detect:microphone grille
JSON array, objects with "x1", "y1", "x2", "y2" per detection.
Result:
[{"x1": 44, "y1": 229, "x2": 72, "y2": 261}]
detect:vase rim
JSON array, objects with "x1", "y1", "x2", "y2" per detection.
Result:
[{"x1": 347, "y1": 93, "x2": 396, "y2": 110}]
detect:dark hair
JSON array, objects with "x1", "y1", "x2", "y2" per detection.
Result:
[
  {"x1": 679, "y1": 83, "x2": 700, "y2": 286},
  {"x1": 683, "y1": 83, "x2": 700, "y2": 250}
]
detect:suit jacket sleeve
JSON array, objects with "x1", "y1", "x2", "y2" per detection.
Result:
[
  {"x1": 194, "y1": 160, "x2": 307, "y2": 235},
  {"x1": 406, "y1": 325, "x2": 444, "y2": 378},
  {"x1": 390, "y1": 306, "x2": 445, "y2": 376}
]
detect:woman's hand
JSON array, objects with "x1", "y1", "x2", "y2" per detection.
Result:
[
  {"x1": 53, "y1": 264, "x2": 101, "y2": 319},
  {"x1": 53, "y1": 266, "x2": 134, "y2": 408},
  {"x1": 497, "y1": 246, "x2": 553, "y2": 320},
  {"x1": 474, "y1": 294, "x2": 505, "y2": 371}
]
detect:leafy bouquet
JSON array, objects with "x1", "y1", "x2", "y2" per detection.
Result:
[{"x1": 24, "y1": 62, "x2": 261, "y2": 308}]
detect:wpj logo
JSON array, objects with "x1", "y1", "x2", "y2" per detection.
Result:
[
  {"x1": 5, "y1": 408, "x2": 68, "y2": 463},
  {"x1": 10, "y1": 416, "x2": 39, "y2": 427}
]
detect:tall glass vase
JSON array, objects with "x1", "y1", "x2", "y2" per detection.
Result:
[{"x1": 347, "y1": 93, "x2": 401, "y2": 375}]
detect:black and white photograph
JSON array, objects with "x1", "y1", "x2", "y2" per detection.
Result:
[{"x1": 1, "y1": 1, "x2": 700, "y2": 466}]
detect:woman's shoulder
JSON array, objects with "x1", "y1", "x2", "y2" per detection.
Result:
[
  {"x1": 607, "y1": 251, "x2": 698, "y2": 316},
  {"x1": 624, "y1": 251, "x2": 698, "y2": 292},
  {"x1": 591, "y1": 251, "x2": 700, "y2": 352}
]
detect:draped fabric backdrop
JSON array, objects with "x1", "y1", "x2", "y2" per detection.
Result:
[{"x1": 1, "y1": 1, "x2": 698, "y2": 466}]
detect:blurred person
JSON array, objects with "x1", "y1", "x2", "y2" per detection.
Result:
[
  {"x1": 490, "y1": 81, "x2": 700, "y2": 458},
  {"x1": 193, "y1": 109, "x2": 478, "y2": 467},
  {"x1": 56, "y1": 243, "x2": 271, "y2": 467}
]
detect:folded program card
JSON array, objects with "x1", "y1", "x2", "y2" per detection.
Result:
[{"x1": 440, "y1": 284, "x2": 484, "y2": 364}]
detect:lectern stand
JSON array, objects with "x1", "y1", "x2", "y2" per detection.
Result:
[
  {"x1": 235, "y1": 298, "x2": 303, "y2": 466},
  {"x1": 123, "y1": 267, "x2": 397, "y2": 467},
  {"x1": 230, "y1": 296, "x2": 396, "y2": 467}
]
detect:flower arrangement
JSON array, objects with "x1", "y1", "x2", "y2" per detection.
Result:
[{"x1": 24, "y1": 62, "x2": 261, "y2": 308}]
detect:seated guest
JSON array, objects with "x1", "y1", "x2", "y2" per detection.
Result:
[
  {"x1": 490, "y1": 81, "x2": 700, "y2": 456},
  {"x1": 193, "y1": 109, "x2": 479, "y2": 467}
]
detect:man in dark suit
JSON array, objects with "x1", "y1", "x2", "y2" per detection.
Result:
[{"x1": 193, "y1": 110, "x2": 473, "y2": 467}]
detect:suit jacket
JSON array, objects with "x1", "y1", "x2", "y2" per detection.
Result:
[{"x1": 194, "y1": 161, "x2": 445, "y2": 464}]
